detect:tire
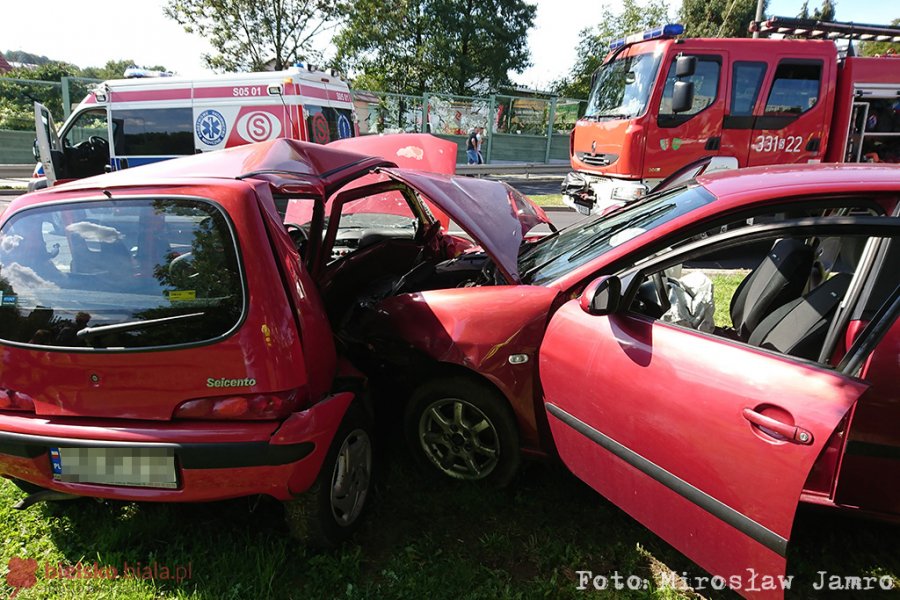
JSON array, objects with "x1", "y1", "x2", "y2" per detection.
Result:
[
  {"x1": 284, "y1": 404, "x2": 374, "y2": 549},
  {"x1": 405, "y1": 376, "x2": 520, "y2": 488}
]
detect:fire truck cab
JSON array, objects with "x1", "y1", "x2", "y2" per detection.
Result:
[
  {"x1": 32, "y1": 65, "x2": 357, "y2": 190},
  {"x1": 564, "y1": 19, "x2": 900, "y2": 215}
]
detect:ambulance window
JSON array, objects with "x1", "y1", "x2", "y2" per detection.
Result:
[
  {"x1": 305, "y1": 106, "x2": 355, "y2": 144},
  {"x1": 63, "y1": 109, "x2": 108, "y2": 147},
  {"x1": 658, "y1": 56, "x2": 721, "y2": 126},
  {"x1": 730, "y1": 62, "x2": 767, "y2": 116},
  {"x1": 111, "y1": 108, "x2": 194, "y2": 156},
  {"x1": 764, "y1": 61, "x2": 822, "y2": 115}
]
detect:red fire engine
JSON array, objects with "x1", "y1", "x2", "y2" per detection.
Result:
[{"x1": 563, "y1": 17, "x2": 900, "y2": 214}]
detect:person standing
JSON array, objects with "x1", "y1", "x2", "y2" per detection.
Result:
[
  {"x1": 466, "y1": 128, "x2": 479, "y2": 164},
  {"x1": 476, "y1": 126, "x2": 485, "y2": 164}
]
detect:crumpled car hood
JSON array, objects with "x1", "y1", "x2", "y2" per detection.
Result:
[{"x1": 381, "y1": 167, "x2": 552, "y2": 283}]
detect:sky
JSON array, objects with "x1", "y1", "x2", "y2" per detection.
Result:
[{"x1": 2, "y1": 0, "x2": 894, "y2": 90}]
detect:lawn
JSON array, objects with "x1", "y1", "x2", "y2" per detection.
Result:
[
  {"x1": 527, "y1": 194, "x2": 566, "y2": 208},
  {"x1": 2, "y1": 440, "x2": 898, "y2": 599}
]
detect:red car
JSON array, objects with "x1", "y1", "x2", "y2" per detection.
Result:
[
  {"x1": 0, "y1": 135, "x2": 549, "y2": 546},
  {"x1": 355, "y1": 162, "x2": 898, "y2": 597}
]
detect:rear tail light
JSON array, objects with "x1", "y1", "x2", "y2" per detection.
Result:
[
  {"x1": 173, "y1": 389, "x2": 302, "y2": 421},
  {"x1": 0, "y1": 390, "x2": 36, "y2": 413}
]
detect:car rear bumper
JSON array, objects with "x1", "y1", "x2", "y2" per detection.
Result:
[{"x1": 0, "y1": 391, "x2": 354, "y2": 503}]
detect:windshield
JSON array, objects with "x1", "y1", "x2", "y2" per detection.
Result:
[
  {"x1": 0, "y1": 199, "x2": 243, "y2": 350},
  {"x1": 519, "y1": 185, "x2": 716, "y2": 285},
  {"x1": 584, "y1": 52, "x2": 662, "y2": 119}
]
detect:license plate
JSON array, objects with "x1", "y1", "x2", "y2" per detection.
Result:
[{"x1": 50, "y1": 447, "x2": 177, "y2": 489}]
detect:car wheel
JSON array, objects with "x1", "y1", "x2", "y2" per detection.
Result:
[
  {"x1": 284, "y1": 404, "x2": 373, "y2": 548},
  {"x1": 405, "y1": 376, "x2": 520, "y2": 487}
]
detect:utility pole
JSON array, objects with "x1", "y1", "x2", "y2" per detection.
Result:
[{"x1": 753, "y1": 0, "x2": 765, "y2": 38}]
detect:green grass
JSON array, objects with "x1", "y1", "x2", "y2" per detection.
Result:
[
  {"x1": 709, "y1": 272, "x2": 748, "y2": 328},
  {"x1": 2, "y1": 442, "x2": 898, "y2": 599},
  {"x1": 528, "y1": 194, "x2": 566, "y2": 208}
]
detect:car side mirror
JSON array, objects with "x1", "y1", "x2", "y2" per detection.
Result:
[
  {"x1": 675, "y1": 55, "x2": 696, "y2": 78},
  {"x1": 579, "y1": 275, "x2": 622, "y2": 316},
  {"x1": 672, "y1": 81, "x2": 695, "y2": 114}
]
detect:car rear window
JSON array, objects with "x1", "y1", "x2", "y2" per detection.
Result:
[{"x1": 0, "y1": 198, "x2": 243, "y2": 350}]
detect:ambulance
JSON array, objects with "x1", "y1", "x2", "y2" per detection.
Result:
[{"x1": 32, "y1": 64, "x2": 357, "y2": 190}]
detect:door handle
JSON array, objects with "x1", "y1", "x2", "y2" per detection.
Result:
[
  {"x1": 705, "y1": 136, "x2": 721, "y2": 151},
  {"x1": 742, "y1": 408, "x2": 814, "y2": 445}
]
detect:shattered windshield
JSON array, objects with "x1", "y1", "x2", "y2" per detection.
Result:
[
  {"x1": 519, "y1": 185, "x2": 716, "y2": 285},
  {"x1": 0, "y1": 198, "x2": 243, "y2": 349},
  {"x1": 584, "y1": 52, "x2": 662, "y2": 119}
]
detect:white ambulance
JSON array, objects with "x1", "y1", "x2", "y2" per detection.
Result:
[{"x1": 32, "y1": 65, "x2": 357, "y2": 189}]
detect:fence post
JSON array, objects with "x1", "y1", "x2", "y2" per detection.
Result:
[
  {"x1": 486, "y1": 95, "x2": 495, "y2": 164},
  {"x1": 422, "y1": 93, "x2": 429, "y2": 133},
  {"x1": 61, "y1": 77, "x2": 71, "y2": 119},
  {"x1": 544, "y1": 96, "x2": 558, "y2": 164}
]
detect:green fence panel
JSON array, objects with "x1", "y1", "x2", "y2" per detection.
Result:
[
  {"x1": 490, "y1": 134, "x2": 551, "y2": 163},
  {"x1": 0, "y1": 130, "x2": 36, "y2": 164},
  {"x1": 549, "y1": 134, "x2": 571, "y2": 162}
]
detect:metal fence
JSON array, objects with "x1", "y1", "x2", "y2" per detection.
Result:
[{"x1": 0, "y1": 76, "x2": 585, "y2": 166}]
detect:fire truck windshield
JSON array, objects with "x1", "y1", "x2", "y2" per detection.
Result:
[{"x1": 585, "y1": 52, "x2": 661, "y2": 120}]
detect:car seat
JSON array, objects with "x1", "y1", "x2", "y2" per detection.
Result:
[
  {"x1": 730, "y1": 238, "x2": 816, "y2": 338},
  {"x1": 748, "y1": 273, "x2": 853, "y2": 361}
]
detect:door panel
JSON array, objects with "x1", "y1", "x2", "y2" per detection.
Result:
[
  {"x1": 540, "y1": 303, "x2": 867, "y2": 598},
  {"x1": 747, "y1": 59, "x2": 829, "y2": 167},
  {"x1": 33, "y1": 102, "x2": 60, "y2": 185},
  {"x1": 643, "y1": 54, "x2": 726, "y2": 182}
]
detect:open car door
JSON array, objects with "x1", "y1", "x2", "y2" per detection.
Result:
[
  {"x1": 538, "y1": 220, "x2": 895, "y2": 598},
  {"x1": 33, "y1": 102, "x2": 60, "y2": 186}
]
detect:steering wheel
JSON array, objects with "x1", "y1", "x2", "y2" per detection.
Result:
[
  {"x1": 89, "y1": 136, "x2": 109, "y2": 155},
  {"x1": 285, "y1": 223, "x2": 310, "y2": 257},
  {"x1": 652, "y1": 272, "x2": 672, "y2": 315}
]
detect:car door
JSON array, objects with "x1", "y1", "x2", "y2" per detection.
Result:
[
  {"x1": 33, "y1": 102, "x2": 61, "y2": 185},
  {"x1": 539, "y1": 220, "x2": 896, "y2": 598}
]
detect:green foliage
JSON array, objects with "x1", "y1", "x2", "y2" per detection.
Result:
[
  {"x1": 859, "y1": 18, "x2": 900, "y2": 57},
  {"x1": 334, "y1": 0, "x2": 537, "y2": 96},
  {"x1": 0, "y1": 62, "x2": 76, "y2": 131},
  {"x1": 679, "y1": 0, "x2": 765, "y2": 38},
  {"x1": 797, "y1": 0, "x2": 837, "y2": 21},
  {"x1": 80, "y1": 60, "x2": 169, "y2": 80},
  {"x1": 553, "y1": 0, "x2": 670, "y2": 99},
  {"x1": 163, "y1": 0, "x2": 344, "y2": 72}
]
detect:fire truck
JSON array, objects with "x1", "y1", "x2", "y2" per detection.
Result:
[
  {"x1": 563, "y1": 17, "x2": 900, "y2": 215},
  {"x1": 32, "y1": 64, "x2": 356, "y2": 190}
]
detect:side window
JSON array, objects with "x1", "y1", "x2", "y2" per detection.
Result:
[
  {"x1": 110, "y1": 108, "x2": 194, "y2": 156},
  {"x1": 305, "y1": 105, "x2": 355, "y2": 144},
  {"x1": 658, "y1": 56, "x2": 721, "y2": 125},
  {"x1": 628, "y1": 231, "x2": 880, "y2": 364},
  {"x1": 764, "y1": 61, "x2": 822, "y2": 115},
  {"x1": 63, "y1": 109, "x2": 108, "y2": 147},
  {"x1": 730, "y1": 62, "x2": 767, "y2": 116}
]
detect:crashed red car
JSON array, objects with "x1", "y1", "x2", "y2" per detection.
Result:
[
  {"x1": 0, "y1": 134, "x2": 549, "y2": 546},
  {"x1": 345, "y1": 158, "x2": 898, "y2": 598}
]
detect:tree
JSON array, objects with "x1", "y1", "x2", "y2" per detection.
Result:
[
  {"x1": 679, "y1": 0, "x2": 764, "y2": 38},
  {"x1": 0, "y1": 62, "x2": 81, "y2": 130},
  {"x1": 164, "y1": 0, "x2": 344, "y2": 71},
  {"x1": 334, "y1": 0, "x2": 537, "y2": 96},
  {"x1": 798, "y1": 0, "x2": 836, "y2": 21},
  {"x1": 554, "y1": 0, "x2": 669, "y2": 99}
]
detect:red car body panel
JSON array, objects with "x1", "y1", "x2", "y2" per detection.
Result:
[{"x1": 376, "y1": 285, "x2": 560, "y2": 450}]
